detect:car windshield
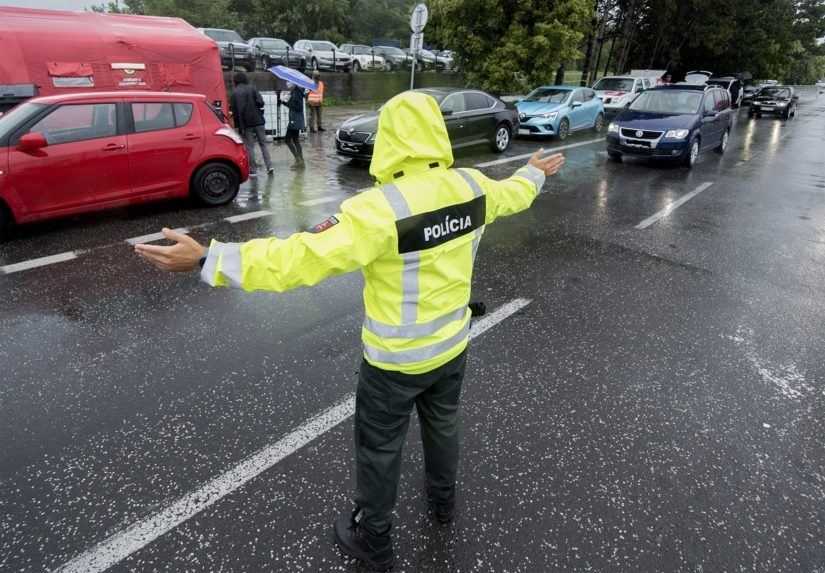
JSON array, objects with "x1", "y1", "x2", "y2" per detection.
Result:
[
  {"x1": 419, "y1": 50, "x2": 435, "y2": 58},
  {"x1": 205, "y1": 29, "x2": 243, "y2": 42},
  {"x1": 707, "y1": 80, "x2": 731, "y2": 88},
  {"x1": 260, "y1": 39, "x2": 288, "y2": 49},
  {"x1": 760, "y1": 87, "x2": 791, "y2": 98},
  {"x1": 629, "y1": 90, "x2": 702, "y2": 114},
  {"x1": 376, "y1": 46, "x2": 404, "y2": 56},
  {"x1": 311, "y1": 42, "x2": 336, "y2": 51},
  {"x1": 593, "y1": 78, "x2": 635, "y2": 92},
  {"x1": 352, "y1": 46, "x2": 372, "y2": 55},
  {"x1": 0, "y1": 102, "x2": 44, "y2": 140},
  {"x1": 524, "y1": 88, "x2": 570, "y2": 103}
]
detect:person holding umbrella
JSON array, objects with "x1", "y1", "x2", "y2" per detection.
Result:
[
  {"x1": 282, "y1": 82, "x2": 306, "y2": 169},
  {"x1": 268, "y1": 65, "x2": 315, "y2": 170}
]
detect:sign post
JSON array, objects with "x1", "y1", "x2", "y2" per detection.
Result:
[{"x1": 409, "y1": 3, "x2": 428, "y2": 90}]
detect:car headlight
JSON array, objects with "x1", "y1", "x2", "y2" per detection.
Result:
[
  {"x1": 540, "y1": 112, "x2": 558, "y2": 120},
  {"x1": 607, "y1": 122, "x2": 619, "y2": 133},
  {"x1": 664, "y1": 129, "x2": 689, "y2": 139}
]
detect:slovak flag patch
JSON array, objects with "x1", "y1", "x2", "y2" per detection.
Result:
[{"x1": 310, "y1": 215, "x2": 340, "y2": 233}]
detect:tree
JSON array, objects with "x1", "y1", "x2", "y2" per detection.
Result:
[{"x1": 430, "y1": 0, "x2": 592, "y2": 94}]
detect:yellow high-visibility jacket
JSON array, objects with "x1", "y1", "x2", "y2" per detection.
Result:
[{"x1": 202, "y1": 91, "x2": 545, "y2": 374}]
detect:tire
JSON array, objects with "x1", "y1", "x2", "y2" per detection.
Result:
[
  {"x1": 262, "y1": 55, "x2": 271, "y2": 70},
  {"x1": 557, "y1": 117, "x2": 570, "y2": 141},
  {"x1": 311, "y1": 58, "x2": 319, "y2": 71},
  {"x1": 0, "y1": 203, "x2": 12, "y2": 242},
  {"x1": 352, "y1": 61, "x2": 361, "y2": 72},
  {"x1": 683, "y1": 138, "x2": 700, "y2": 168},
  {"x1": 607, "y1": 151, "x2": 622, "y2": 162},
  {"x1": 191, "y1": 162, "x2": 240, "y2": 206},
  {"x1": 385, "y1": 62, "x2": 394, "y2": 72},
  {"x1": 593, "y1": 112, "x2": 605, "y2": 133},
  {"x1": 715, "y1": 129, "x2": 729, "y2": 154},
  {"x1": 491, "y1": 123, "x2": 511, "y2": 153}
]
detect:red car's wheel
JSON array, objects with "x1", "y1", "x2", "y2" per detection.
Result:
[{"x1": 191, "y1": 162, "x2": 240, "y2": 206}]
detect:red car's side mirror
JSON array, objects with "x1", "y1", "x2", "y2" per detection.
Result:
[{"x1": 17, "y1": 132, "x2": 48, "y2": 152}]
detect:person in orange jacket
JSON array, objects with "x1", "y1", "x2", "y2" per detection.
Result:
[{"x1": 308, "y1": 70, "x2": 325, "y2": 133}]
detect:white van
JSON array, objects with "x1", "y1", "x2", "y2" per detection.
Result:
[{"x1": 592, "y1": 75, "x2": 652, "y2": 112}]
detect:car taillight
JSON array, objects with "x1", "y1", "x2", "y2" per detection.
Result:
[{"x1": 215, "y1": 127, "x2": 244, "y2": 144}]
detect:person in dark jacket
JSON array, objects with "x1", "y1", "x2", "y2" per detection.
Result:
[
  {"x1": 282, "y1": 82, "x2": 306, "y2": 169},
  {"x1": 230, "y1": 72, "x2": 273, "y2": 176}
]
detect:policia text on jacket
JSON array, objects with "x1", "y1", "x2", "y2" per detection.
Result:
[{"x1": 135, "y1": 91, "x2": 565, "y2": 571}]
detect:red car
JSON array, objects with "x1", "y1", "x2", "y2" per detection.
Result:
[{"x1": 0, "y1": 91, "x2": 249, "y2": 239}]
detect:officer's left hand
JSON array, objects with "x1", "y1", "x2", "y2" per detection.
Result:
[{"x1": 135, "y1": 228, "x2": 207, "y2": 272}]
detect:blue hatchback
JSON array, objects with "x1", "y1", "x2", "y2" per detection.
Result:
[
  {"x1": 606, "y1": 85, "x2": 733, "y2": 168},
  {"x1": 516, "y1": 86, "x2": 605, "y2": 140}
]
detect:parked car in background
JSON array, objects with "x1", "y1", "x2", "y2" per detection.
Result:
[
  {"x1": 606, "y1": 84, "x2": 733, "y2": 168},
  {"x1": 371, "y1": 46, "x2": 410, "y2": 71},
  {"x1": 415, "y1": 49, "x2": 447, "y2": 71},
  {"x1": 592, "y1": 75, "x2": 651, "y2": 114},
  {"x1": 294, "y1": 40, "x2": 352, "y2": 72},
  {"x1": 248, "y1": 37, "x2": 306, "y2": 71},
  {"x1": 197, "y1": 28, "x2": 255, "y2": 71},
  {"x1": 435, "y1": 50, "x2": 455, "y2": 71},
  {"x1": 749, "y1": 85, "x2": 798, "y2": 119},
  {"x1": 684, "y1": 70, "x2": 713, "y2": 84},
  {"x1": 338, "y1": 44, "x2": 386, "y2": 72},
  {"x1": 336, "y1": 88, "x2": 517, "y2": 161},
  {"x1": 707, "y1": 76, "x2": 743, "y2": 107},
  {"x1": 516, "y1": 86, "x2": 605, "y2": 140},
  {"x1": 741, "y1": 84, "x2": 763, "y2": 105},
  {"x1": 0, "y1": 91, "x2": 249, "y2": 239}
]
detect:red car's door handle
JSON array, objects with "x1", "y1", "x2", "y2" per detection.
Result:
[
  {"x1": 102, "y1": 143, "x2": 126, "y2": 151},
  {"x1": 183, "y1": 133, "x2": 201, "y2": 141}
]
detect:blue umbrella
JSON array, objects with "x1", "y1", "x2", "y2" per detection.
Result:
[{"x1": 268, "y1": 65, "x2": 317, "y2": 91}]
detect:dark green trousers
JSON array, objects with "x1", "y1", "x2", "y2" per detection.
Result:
[{"x1": 354, "y1": 350, "x2": 467, "y2": 535}]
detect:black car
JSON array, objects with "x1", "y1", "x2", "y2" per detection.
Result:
[
  {"x1": 371, "y1": 46, "x2": 411, "y2": 71},
  {"x1": 606, "y1": 84, "x2": 733, "y2": 168},
  {"x1": 749, "y1": 86, "x2": 798, "y2": 119},
  {"x1": 197, "y1": 28, "x2": 255, "y2": 72},
  {"x1": 336, "y1": 88, "x2": 518, "y2": 161},
  {"x1": 248, "y1": 38, "x2": 307, "y2": 71},
  {"x1": 741, "y1": 84, "x2": 763, "y2": 105}
]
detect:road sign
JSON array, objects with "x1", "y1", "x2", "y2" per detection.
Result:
[
  {"x1": 410, "y1": 32, "x2": 424, "y2": 52},
  {"x1": 410, "y1": 3, "x2": 428, "y2": 33}
]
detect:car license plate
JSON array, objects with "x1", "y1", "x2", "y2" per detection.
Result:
[
  {"x1": 759, "y1": 106, "x2": 773, "y2": 111},
  {"x1": 518, "y1": 128, "x2": 531, "y2": 135}
]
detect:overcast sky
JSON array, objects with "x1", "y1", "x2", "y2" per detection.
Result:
[{"x1": 1, "y1": 0, "x2": 94, "y2": 11}]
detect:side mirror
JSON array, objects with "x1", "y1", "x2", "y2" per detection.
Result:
[
  {"x1": 441, "y1": 109, "x2": 454, "y2": 116},
  {"x1": 17, "y1": 132, "x2": 48, "y2": 152},
  {"x1": 792, "y1": 94, "x2": 799, "y2": 101},
  {"x1": 571, "y1": 101, "x2": 582, "y2": 108}
]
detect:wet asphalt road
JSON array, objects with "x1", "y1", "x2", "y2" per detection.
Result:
[{"x1": 2, "y1": 91, "x2": 825, "y2": 572}]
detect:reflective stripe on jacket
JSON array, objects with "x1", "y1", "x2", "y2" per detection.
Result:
[
  {"x1": 201, "y1": 92, "x2": 545, "y2": 374},
  {"x1": 308, "y1": 81, "x2": 324, "y2": 106}
]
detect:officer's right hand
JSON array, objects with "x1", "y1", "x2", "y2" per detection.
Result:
[{"x1": 528, "y1": 150, "x2": 565, "y2": 176}]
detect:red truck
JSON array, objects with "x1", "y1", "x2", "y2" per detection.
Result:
[{"x1": 0, "y1": 7, "x2": 227, "y2": 116}]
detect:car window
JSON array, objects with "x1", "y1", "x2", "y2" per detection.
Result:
[
  {"x1": 441, "y1": 93, "x2": 466, "y2": 114},
  {"x1": 132, "y1": 103, "x2": 176, "y2": 133},
  {"x1": 205, "y1": 29, "x2": 243, "y2": 43},
  {"x1": 29, "y1": 103, "x2": 117, "y2": 145},
  {"x1": 572, "y1": 90, "x2": 585, "y2": 103},
  {"x1": 584, "y1": 89, "x2": 596, "y2": 101},
  {"x1": 173, "y1": 103, "x2": 194, "y2": 127},
  {"x1": 715, "y1": 90, "x2": 729, "y2": 111},
  {"x1": 464, "y1": 92, "x2": 491, "y2": 111},
  {"x1": 703, "y1": 93, "x2": 716, "y2": 114},
  {"x1": 643, "y1": 78, "x2": 652, "y2": 89},
  {"x1": 311, "y1": 42, "x2": 336, "y2": 51},
  {"x1": 629, "y1": 90, "x2": 702, "y2": 114},
  {"x1": 593, "y1": 78, "x2": 635, "y2": 92}
]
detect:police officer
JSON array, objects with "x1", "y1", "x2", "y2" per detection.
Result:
[{"x1": 135, "y1": 91, "x2": 564, "y2": 571}]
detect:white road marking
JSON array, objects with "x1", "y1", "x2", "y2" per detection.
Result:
[
  {"x1": 634, "y1": 182, "x2": 714, "y2": 230},
  {"x1": 52, "y1": 298, "x2": 532, "y2": 573},
  {"x1": 125, "y1": 228, "x2": 189, "y2": 246},
  {"x1": 0, "y1": 251, "x2": 78, "y2": 274},
  {"x1": 474, "y1": 138, "x2": 605, "y2": 168},
  {"x1": 298, "y1": 196, "x2": 340, "y2": 207},
  {"x1": 224, "y1": 210, "x2": 273, "y2": 223}
]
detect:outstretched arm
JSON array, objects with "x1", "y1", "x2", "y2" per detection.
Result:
[
  {"x1": 135, "y1": 193, "x2": 395, "y2": 292},
  {"x1": 471, "y1": 150, "x2": 565, "y2": 224}
]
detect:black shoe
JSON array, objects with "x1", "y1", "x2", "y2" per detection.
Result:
[
  {"x1": 427, "y1": 487, "x2": 456, "y2": 524},
  {"x1": 318, "y1": 127, "x2": 326, "y2": 132},
  {"x1": 333, "y1": 509, "x2": 394, "y2": 572}
]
